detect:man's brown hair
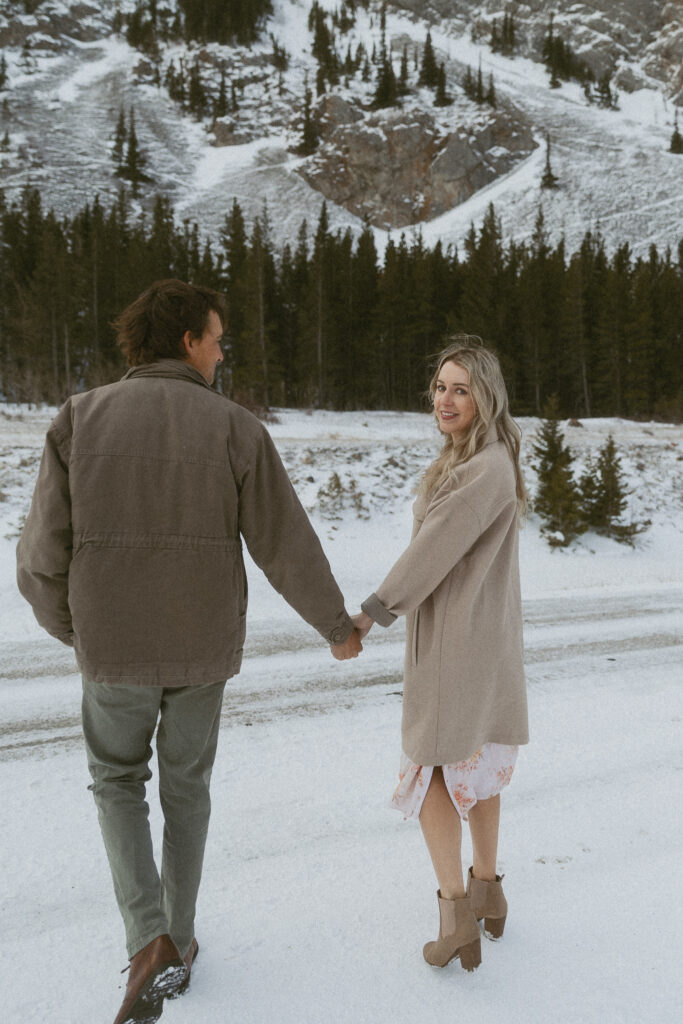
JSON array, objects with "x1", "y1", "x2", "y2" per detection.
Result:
[{"x1": 113, "y1": 279, "x2": 227, "y2": 366}]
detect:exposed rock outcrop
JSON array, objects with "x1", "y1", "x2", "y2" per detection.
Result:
[{"x1": 298, "y1": 101, "x2": 535, "y2": 229}]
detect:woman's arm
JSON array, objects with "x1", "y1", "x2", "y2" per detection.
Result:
[{"x1": 362, "y1": 461, "x2": 516, "y2": 625}]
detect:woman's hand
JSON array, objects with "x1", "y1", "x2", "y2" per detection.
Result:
[{"x1": 351, "y1": 611, "x2": 374, "y2": 640}]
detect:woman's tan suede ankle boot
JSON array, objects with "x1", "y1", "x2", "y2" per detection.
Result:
[
  {"x1": 422, "y1": 891, "x2": 482, "y2": 970},
  {"x1": 466, "y1": 866, "x2": 508, "y2": 939}
]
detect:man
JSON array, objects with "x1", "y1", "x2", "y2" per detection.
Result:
[{"x1": 16, "y1": 279, "x2": 362, "y2": 1024}]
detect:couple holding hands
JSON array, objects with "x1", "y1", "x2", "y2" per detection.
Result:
[{"x1": 17, "y1": 279, "x2": 528, "y2": 1024}]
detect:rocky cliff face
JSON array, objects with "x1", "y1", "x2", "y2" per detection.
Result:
[
  {"x1": 299, "y1": 95, "x2": 534, "y2": 229},
  {"x1": 393, "y1": 0, "x2": 682, "y2": 98}
]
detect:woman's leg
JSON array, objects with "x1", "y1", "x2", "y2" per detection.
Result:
[
  {"x1": 419, "y1": 767, "x2": 465, "y2": 898},
  {"x1": 467, "y1": 793, "x2": 500, "y2": 881}
]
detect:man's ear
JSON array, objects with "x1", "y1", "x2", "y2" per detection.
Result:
[{"x1": 181, "y1": 329, "x2": 195, "y2": 357}]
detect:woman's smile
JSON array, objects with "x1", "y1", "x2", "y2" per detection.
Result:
[{"x1": 433, "y1": 361, "x2": 476, "y2": 434}]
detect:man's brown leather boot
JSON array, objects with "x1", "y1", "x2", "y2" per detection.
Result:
[
  {"x1": 168, "y1": 938, "x2": 199, "y2": 999},
  {"x1": 113, "y1": 934, "x2": 186, "y2": 1024}
]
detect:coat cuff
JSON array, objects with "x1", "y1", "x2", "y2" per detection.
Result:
[
  {"x1": 361, "y1": 593, "x2": 396, "y2": 628},
  {"x1": 327, "y1": 614, "x2": 354, "y2": 645}
]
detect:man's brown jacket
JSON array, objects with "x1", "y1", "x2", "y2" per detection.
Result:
[{"x1": 17, "y1": 360, "x2": 352, "y2": 685}]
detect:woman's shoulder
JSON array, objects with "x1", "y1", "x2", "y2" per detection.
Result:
[{"x1": 431, "y1": 439, "x2": 515, "y2": 508}]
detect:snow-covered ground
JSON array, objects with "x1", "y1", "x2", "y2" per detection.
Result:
[{"x1": 1, "y1": 406, "x2": 682, "y2": 1023}]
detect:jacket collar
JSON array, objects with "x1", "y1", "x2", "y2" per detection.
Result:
[{"x1": 121, "y1": 359, "x2": 214, "y2": 391}]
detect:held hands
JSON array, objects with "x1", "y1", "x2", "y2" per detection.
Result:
[
  {"x1": 351, "y1": 611, "x2": 374, "y2": 640},
  {"x1": 330, "y1": 627, "x2": 363, "y2": 660}
]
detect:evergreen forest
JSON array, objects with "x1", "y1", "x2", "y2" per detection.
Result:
[{"x1": 0, "y1": 187, "x2": 681, "y2": 420}]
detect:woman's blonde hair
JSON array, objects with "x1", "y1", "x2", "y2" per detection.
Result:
[{"x1": 420, "y1": 335, "x2": 527, "y2": 516}]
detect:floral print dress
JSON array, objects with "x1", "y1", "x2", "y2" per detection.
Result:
[{"x1": 390, "y1": 743, "x2": 518, "y2": 821}]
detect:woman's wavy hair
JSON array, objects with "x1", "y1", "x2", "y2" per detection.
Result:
[
  {"x1": 420, "y1": 335, "x2": 527, "y2": 517},
  {"x1": 113, "y1": 279, "x2": 227, "y2": 367}
]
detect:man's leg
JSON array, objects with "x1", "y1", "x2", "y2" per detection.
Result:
[
  {"x1": 82, "y1": 680, "x2": 168, "y2": 958},
  {"x1": 156, "y1": 680, "x2": 226, "y2": 958}
]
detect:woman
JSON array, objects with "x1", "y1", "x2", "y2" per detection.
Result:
[{"x1": 353, "y1": 338, "x2": 528, "y2": 972}]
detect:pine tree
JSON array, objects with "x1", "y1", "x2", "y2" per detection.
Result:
[
  {"x1": 669, "y1": 111, "x2": 683, "y2": 154},
  {"x1": 398, "y1": 44, "x2": 410, "y2": 96},
  {"x1": 434, "y1": 63, "x2": 451, "y2": 107},
  {"x1": 541, "y1": 134, "x2": 559, "y2": 189},
  {"x1": 532, "y1": 397, "x2": 584, "y2": 546},
  {"x1": 0, "y1": 53, "x2": 7, "y2": 91},
  {"x1": 502, "y1": 12, "x2": 515, "y2": 56},
  {"x1": 118, "y1": 108, "x2": 151, "y2": 195},
  {"x1": 463, "y1": 65, "x2": 475, "y2": 100},
  {"x1": 188, "y1": 59, "x2": 207, "y2": 118},
  {"x1": 476, "y1": 61, "x2": 485, "y2": 103},
  {"x1": 112, "y1": 106, "x2": 126, "y2": 170},
  {"x1": 418, "y1": 30, "x2": 439, "y2": 88},
  {"x1": 485, "y1": 72, "x2": 496, "y2": 107},
  {"x1": 490, "y1": 20, "x2": 501, "y2": 54},
  {"x1": 596, "y1": 72, "x2": 617, "y2": 109},
  {"x1": 299, "y1": 76, "x2": 318, "y2": 155},
  {"x1": 373, "y1": 34, "x2": 398, "y2": 108},
  {"x1": 580, "y1": 434, "x2": 643, "y2": 542},
  {"x1": 214, "y1": 66, "x2": 228, "y2": 118}
]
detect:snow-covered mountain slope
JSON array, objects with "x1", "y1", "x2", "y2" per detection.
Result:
[{"x1": 0, "y1": 0, "x2": 681, "y2": 256}]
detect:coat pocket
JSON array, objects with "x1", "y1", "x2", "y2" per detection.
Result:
[{"x1": 411, "y1": 608, "x2": 420, "y2": 666}]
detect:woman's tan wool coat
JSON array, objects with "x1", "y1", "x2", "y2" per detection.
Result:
[{"x1": 362, "y1": 429, "x2": 528, "y2": 766}]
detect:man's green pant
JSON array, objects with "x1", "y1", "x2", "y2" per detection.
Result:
[{"x1": 82, "y1": 679, "x2": 226, "y2": 959}]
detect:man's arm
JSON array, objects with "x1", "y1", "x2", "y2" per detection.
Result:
[
  {"x1": 237, "y1": 425, "x2": 355, "y2": 647},
  {"x1": 16, "y1": 412, "x2": 75, "y2": 645}
]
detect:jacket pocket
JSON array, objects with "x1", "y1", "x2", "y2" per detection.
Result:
[{"x1": 411, "y1": 608, "x2": 420, "y2": 666}]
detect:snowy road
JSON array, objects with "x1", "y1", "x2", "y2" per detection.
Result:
[{"x1": 2, "y1": 583, "x2": 680, "y2": 761}]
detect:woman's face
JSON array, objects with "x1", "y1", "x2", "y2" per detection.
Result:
[{"x1": 433, "y1": 361, "x2": 476, "y2": 435}]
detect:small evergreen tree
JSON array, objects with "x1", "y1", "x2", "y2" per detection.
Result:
[
  {"x1": 299, "y1": 76, "x2": 319, "y2": 155},
  {"x1": 214, "y1": 67, "x2": 228, "y2": 118},
  {"x1": 463, "y1": 65, "x2": 475, "y2": 100},
  {"x1": 112, "y1": 106, "x2": 126, "y2": 170},
  {"x1": 434, "y1": 63, "x2": 451, "y2": 107},
  {"x1": 373, "y1": 14, "x2": 398, "y2": 108},
  {"x1": 596, "y1": 72, "x2": 617, "y2": 109},
  {"x1": 502, "y1": 12, "x2": 515, "y2": 56},
  {"x1": 532, "y1": 398, "x2": 584, "y2": 546},
  {"x1": 0, "y1": 53, "x2": 7, "y2": 91},
  {"x1": 485, "y1": 72, "x2": 496, "y2": 107},
  {"x1": 418, "y1": 29, "x2": 439, "y2": 88},
  {"x1": 476, "y1": 61, "x2": 485, "y2": 103},
  {"x1": 118, "y1": 108, "x2": 151, "y2": 195},
  {"x1": 188, "y1": 59, "x2": 207, "y2": 118},
  {"x1": 541, "y1": 134, "x2": 559, "y2": 189},
  {"x1": 669, "y1": 111, "x2": 683, "y2": 154},
  {"x1": 580, "y1": 435, "x2": 644, "y2": 542},
  {"x1": 398, "y1": 44, "x2": 410, "y2": 96}
]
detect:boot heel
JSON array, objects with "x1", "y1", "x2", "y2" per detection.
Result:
[
  {"x1": 459, "y1": 937, "x2": 481, "y2": 972},
  {"x1": 484, "y1": 915, "x2": 506, "y2": 939}
]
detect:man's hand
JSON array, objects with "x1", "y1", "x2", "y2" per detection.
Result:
[
  {"x1": 330, "y1": 627, "x2": 363, "y2": 660},
  {"x1": 351, "y1": 611, "x2": 374, "y2": 640}
]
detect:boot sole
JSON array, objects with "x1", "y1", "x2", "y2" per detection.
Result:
[
  {"x1": 480, "y1": 915, "x2": 506, "y2": 940},
  {"x1": 168, "y1": 941, "x2": 200, "y2": 999},
  {"x1": 425, "y1": 936, "x2": 482, "y2": 971},
  {"x1": 119, "y1": 961, "x2": 187, "y2": 1024}
]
